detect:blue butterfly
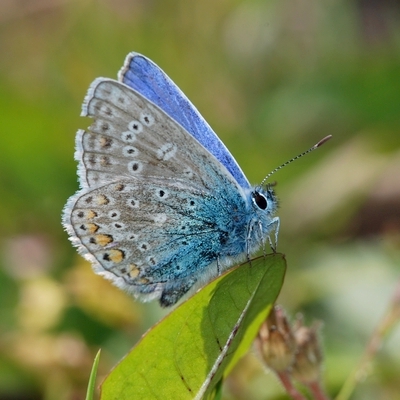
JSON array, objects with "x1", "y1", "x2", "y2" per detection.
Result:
[{"x1": 63, "y1": 53, "x2": 280, "y2": 307}]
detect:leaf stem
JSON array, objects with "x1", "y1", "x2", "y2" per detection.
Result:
[
  {"x1": 276, "y1": 371, "x2": 307, "y2": 400},
  {"x1": 307, "y1": 380, "x2": 330, "y2": 400}
]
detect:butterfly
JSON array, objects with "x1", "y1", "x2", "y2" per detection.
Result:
[{"x1": 63, "y1": 53, "x2": 284, "y2": 307}]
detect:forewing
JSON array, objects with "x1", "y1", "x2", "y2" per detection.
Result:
[
  {"x1": 118, "y1": 53, "x2": 251, "y2": 189},
  {"x1": 76, "y1": 79, "x2": 236, "y2": 191}
]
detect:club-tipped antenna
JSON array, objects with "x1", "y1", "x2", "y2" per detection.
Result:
[{"x1": 258, "y1": 135, "x2": 332, "y2": 188}]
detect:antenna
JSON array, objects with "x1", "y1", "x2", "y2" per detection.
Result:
[{"x1": 258, "y1": 135, "x2": 332, "y2": 188}]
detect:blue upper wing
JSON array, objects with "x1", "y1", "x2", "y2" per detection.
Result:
[{"x1": 118, "y1": 53, "x2": 250, "y2": 189}]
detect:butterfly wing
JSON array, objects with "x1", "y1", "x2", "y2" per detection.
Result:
[
  {"x1": 75, "y1": 78, "x2": 222, "y2": 190},
  {"x1": 118, "y1": 53, "x2": 251, "y2": 189},
  {"x1": 63, "y1": 79, "x2": 250, "y2": 306}
]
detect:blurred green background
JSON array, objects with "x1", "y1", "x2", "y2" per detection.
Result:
[{"x1": 1, "y1": 0, "x2": 399, "y2": 399}]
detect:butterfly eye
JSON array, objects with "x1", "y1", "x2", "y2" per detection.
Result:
[{"x1": 252, "y1": 191, "x2": 267, "y2": 210}]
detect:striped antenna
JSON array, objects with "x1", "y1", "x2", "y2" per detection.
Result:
[{"x1": 258, "y1": 135, "x2": 332, "y2": 188}]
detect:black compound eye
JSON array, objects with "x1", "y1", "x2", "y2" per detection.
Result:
[{"x1": 253, "y1": 191, "x2": 267, "y2": 210}]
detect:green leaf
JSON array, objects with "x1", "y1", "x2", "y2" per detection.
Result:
[
  {"x1": 100, "y1": 254, "x2": 286, "y2": 400},
  {"x1": 86, "y1": 349, "x2": 101, "y2": 400}
]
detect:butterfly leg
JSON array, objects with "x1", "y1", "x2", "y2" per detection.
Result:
[
  {"x1": 267, "y1": 217, "x2": 280, "y2": 252},
  {"x1": 245, "y1": 224, "x2": 255, "y2": 267},
  {"x1": 217, "y1": 257, "x2": 221, "y2": 275},
  {"x1": 257, "y1": 219, "x2": 267, "y2": 258}
]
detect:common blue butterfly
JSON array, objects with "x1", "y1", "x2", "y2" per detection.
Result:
[{"x1": 63, "y1": 53, "x2": 330, "y2": 307}]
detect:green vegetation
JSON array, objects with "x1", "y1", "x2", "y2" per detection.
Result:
[{"x1": 0, "y1": 1, "x2": 399, "y2": 399}]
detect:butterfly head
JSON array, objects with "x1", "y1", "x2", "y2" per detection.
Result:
[{"x1": 251, "y1": 186, "x2": 278, "y2": 216}]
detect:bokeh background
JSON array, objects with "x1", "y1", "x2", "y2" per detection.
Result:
[{"x1": 1, "y1": 1, "x2": 400, "y2": 399}]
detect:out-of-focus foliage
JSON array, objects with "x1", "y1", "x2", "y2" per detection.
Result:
[{"x1": 0, "y1": 1, "x2": 399, "y2": 399}]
